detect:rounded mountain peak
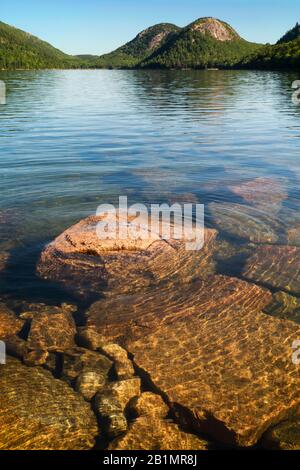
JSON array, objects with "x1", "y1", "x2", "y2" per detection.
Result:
[{"x1": 188, "y1": 17, "x2": 240, "y2": 42}]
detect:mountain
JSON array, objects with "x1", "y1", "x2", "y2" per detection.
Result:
[
  {"x1": 0, "y1": 21, "x2": 80, "y2": 69},
  {"x1": 94, "y1": 23, "x2": 180, "y2": 68},
  {"x1": 277, "y1": 22, "x2": 300, "y2": 44},
  {"x1": 140, "y1": 18, "x2": 262, "y2": 69}
]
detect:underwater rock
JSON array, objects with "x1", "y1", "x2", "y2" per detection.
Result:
[
  {"x1": 0, "y1": 357, "x2": 98, "y2": 450},
  {"x1": 23, "y1": 349, "x2": 49, "y2": 367},
  {"x1": 125, "y1": 282, "x2": 300, "y2": 447},
  {"x1": 131, "y1": 392, "x2": 169, "y2": 419},
  {"x1": 243, "y1": 245, "x2": 300, "y2": 295},
  {"x1": 101, "y1": 343, "x2": 135, "y2": 379},
  {"x1": 0, "y1": 251, "x2": 9, "y2": 272},
  {"x1": 19, "y1": 302, "x2": 77, "y2": 321},
  {"x1": 263, "y1": 291, "x2": 300, "y2": 324},
  {"x1": 209, "y1": 202, "x2": 280, "y2": 243},
  {"x1": 94, "y1": 390, "x2": 128, "y2": 438},
  {"x1": 228, "y1": 177, "x2": 287, "y2": 212},
  {"x1": 262, "y1": 418, "x2": 300, "y2": 450},
  {"x1": 107, "y1": 378, "x2": 141, "y2": 411},
  {"x1": 0, "y1": 303, "x2": 24, "y2": 340},
  {"x1": 109, "y1": 416, "x2": 210, "y2": 450},
  {"x1": 75, "y1": 370, "x2": 107, "y2": 401},
  {"x1": 27, "y1": 310, "x2": 76, "y2": 353},
  {"x1": 62, "y1": 347, "x2": 113, "y2": 382},
  {"x1": 37, "y1": 212, "x2": 217, "y2": 299},
  {"x1": 287, "y1": 224, "x2": 300, "y2": 247},
  {"x1": 76, "y1": 326, "x2": 108, "y2": 351},
  {"x1": 5, "y1": 335, "x2": 28, "y2": 359},
  {"x1": 86, "y1": 275, "x2": 272, "y2": 345}
]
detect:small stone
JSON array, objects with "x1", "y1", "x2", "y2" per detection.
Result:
[
  {"x1": 27, "y1": 311, "x2": 76, "y2": 353},
  {"x1": 75, "y1": 370, "x2": 107, "y2": 401},
  {"x1": 44, "y1": 352, "x2": 59, "y2": 375},
  {"x1": 5, "y1": 335, "x2": 28, "y2": 359},
  {"x1": 262, "y1": 419, "x2": 300, "y2": 450},
  {"x1": 76, "y1": 326, "x2": 108, "y2": 351},
  {"x1": 108, "y1": 378, "x2": 141, "y2": 411},
  {"x1": 131, "y1": 392, "x2": 169, "y2": 419},
  {"x1": 95, "y1": 391, "x2": 128, "y2": 438},
  {"x1": 0, "y1": 303, "x2": 24, "y2": 340},
  {"x1": 101, "y1": 343, "x2": 135, "y2": 379},
  {"x1": 109, "y1": 416, "x2": 210, "y2": 450},
  {"x1": 23, "y1": 349, "x2": 49, "y2": 367},
  {"x1": 63, "y1": 347, "x2": 113, "y2": 381}
]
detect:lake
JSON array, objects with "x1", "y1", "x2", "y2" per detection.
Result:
[{"x1": 1, "y1": 69, "x2": 300, "y2": 305}]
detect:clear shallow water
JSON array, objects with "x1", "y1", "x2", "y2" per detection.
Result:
[{"x1": 1, "y1": 69, "x2": 300, "y2": 303}]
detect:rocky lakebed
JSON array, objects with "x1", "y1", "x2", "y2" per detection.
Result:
[{"x1": 1, "y1": 177, "x2": 300, "y2": 450}]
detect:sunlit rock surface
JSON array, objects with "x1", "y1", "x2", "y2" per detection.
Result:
[
  {"x1": 264, "y1": 291, "x2": 300, "y2": 324},
  {"x1": 86, "y1": 275, "x2": 271, "y2": 345},
  {"x1": 209, "y1": 202, "x2": 280, "y2": 243},
  {"x1": 262, "y1": 419, "x2": 300, "y2": 450},
  {"x1": 37, "y1": 213, "x2": 217, "y2": 299},
  {"x1": 0, "y1": 303, "x2": 24, "y2": 340},
  {"x1": 243, "y1": 245, "x2": 300, "y2": 295},
  {"x1": 0, "y1": 357, "x2": 98, "y2": 450},
  {"x1": 27, "y1": 310, "x2": 76, "y2": 353},
  {"x1": 111, "y1": 278, "x2": 300, "y2": 446}
]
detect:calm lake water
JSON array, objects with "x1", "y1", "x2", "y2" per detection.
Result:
[{"x1": 1, "y1": 69, "x2": 300, "y2": 304}]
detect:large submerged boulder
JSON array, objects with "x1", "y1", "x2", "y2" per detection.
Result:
[
  {"x1": 37, "y1": 212, "x2": 217, "y2": 299},
  {"x1": 128, "y1": 296, "x2": 300, "y2": 447},
  {"x1": 87, "y1": 273, "x2": 300, "y2": 447},
  {"x1": 0, "y1": 357, "x2": 98, "y2": 450},
  {"x1": 86, "y1": 274, "x2": 272, "y2": 345},
  {"x1": 243, "y1": 245, "x2": 300, "y2": 295}
]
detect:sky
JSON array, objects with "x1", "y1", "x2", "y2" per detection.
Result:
[{"x1": 1, "y1": 0, "x2": 299, "y2": 55}]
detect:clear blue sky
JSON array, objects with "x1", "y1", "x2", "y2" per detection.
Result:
[{"x1": 1, "y1": 0, "x2": 299, "y2": 55}]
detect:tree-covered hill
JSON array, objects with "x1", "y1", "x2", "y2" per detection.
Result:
[
  {"x1": 277, "y1": 23, "x2": 300, "y2": 44},
  {"x1": 0, "y1": 21, "x2": 80, "y2": 69},
  {"x1": 140, "y1": 18, "x2": 262, "y2": 69},
  {"x1": 239, "y1": 37, "x2": 300, "y2": 70},
  {"x1": 239, "y1": 22, "x2": 300, "y2": 70},
  {"x1": 94, "y1": 23, "x2": 180, "y2": 68}
]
